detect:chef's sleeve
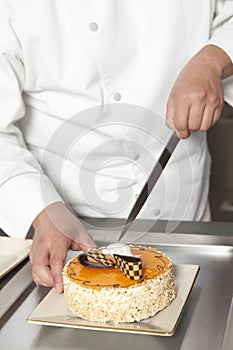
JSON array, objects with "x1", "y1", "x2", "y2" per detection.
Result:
[
  {"x1": 0, "y1": 1, "x2": 63, "y2": 238},
  {"x1": 206, "y1": 0, "x2": 233, "y2": 105}
]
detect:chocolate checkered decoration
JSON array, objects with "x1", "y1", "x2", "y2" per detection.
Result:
[
  {"x1": 79, "y1": 250, "x2": 143, "y2": 280},
  {"x1": 113, "y1": 254, "x2": 143, "y2": 280},
  {"x1": 87, "y1": 250, "x2": 114, "y2": 267}
]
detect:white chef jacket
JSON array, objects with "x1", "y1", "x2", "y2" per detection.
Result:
[{"x1": 0, "y1": 0, "x2": 233, "y2": 238}]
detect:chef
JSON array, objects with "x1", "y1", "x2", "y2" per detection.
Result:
[{"x1": 0, "y1": 1, "x2": 233, "y2": 292}]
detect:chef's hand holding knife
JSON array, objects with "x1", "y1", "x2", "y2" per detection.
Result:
[
  {"x1": 166, "y1": 45, "x2": 233, "y2": 138},
  {"x1": 30, "y1": 44, "x2": 233, "y2": 292}
]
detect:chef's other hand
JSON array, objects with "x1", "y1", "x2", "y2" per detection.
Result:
[
  {"x1": 166, "y1": 45, "x2": 233, "y2": 139},
  {"x1": 30, "y1": 202, "x2": 97, "y2": 293}
]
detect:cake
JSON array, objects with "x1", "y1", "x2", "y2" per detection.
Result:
[{"x1": 63, "y1": 244, "x2": 176, "y2": 323}]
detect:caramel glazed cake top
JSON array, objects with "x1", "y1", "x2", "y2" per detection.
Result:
[{"x1": 65, "y1": 244, "x2": 173, "y2": 290}]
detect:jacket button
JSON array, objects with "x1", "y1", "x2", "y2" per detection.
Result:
[
  {"x1": 89, "y1": 22, "x2": 99, "y2": 31},
  {"x1": 133, "y1": 153, "x2": 140, "y2": 160},
  {"x1": 113, "y1": 92, "x2": 122, "y2": 101},
  {"x1": 154, "y1": 209, "x2": 161, "y2": 216}
]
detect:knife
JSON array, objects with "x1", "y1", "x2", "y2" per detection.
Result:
[{"x1": 118, "y1": 132, "x2": 180, "y2": 241}]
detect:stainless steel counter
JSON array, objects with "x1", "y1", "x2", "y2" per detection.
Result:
[{"x1": 0, "y1": 220, "x2": 233, "y2": 350}]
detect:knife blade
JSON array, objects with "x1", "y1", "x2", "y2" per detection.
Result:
[{"x1": 118, "y1": 132, "x2": 180, "y2": 241}]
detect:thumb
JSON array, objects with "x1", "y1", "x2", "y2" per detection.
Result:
[
  {"x1": 79, "y1": 241, "x2": 97, "y2": 252},
  {"x1": 72, "y1": 230, "x2": 97, "y2": 252},
  {"x1": 70, "y1": 241, "x2": 94, "y2": 252}
]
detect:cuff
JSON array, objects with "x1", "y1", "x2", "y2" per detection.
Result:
[{"x1": 0, "y1": 173, "x2": 64, "y2": 238}]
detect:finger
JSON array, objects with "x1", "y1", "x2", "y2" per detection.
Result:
[
  {"x1": 187, "y1": 103, "x2": 205, "y2": 132},
  {"x1": 212, "y1": 106, "x2": 222, "y2": 126},
  {"x1": 50, "y1": 242, "x2": 68, "y2": 293},
  {"x1": 173, "y1": 102, "x2": 190, "y2": 139},
  {"x1": 33, "y1": 265, "x2": 54, "y2": 287},
  {"x1": 166, "y1": 99, "x2": 176, "y2": 130},
  {"x1": 200, "y1": 92, "x2": 223, "y2": 131},
  {"x1": 31, "y1": 247, "x2": 53, "y2": 286},
  {"x1": 199, "y1": 105, "x2": 215, "y2": 131}
]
